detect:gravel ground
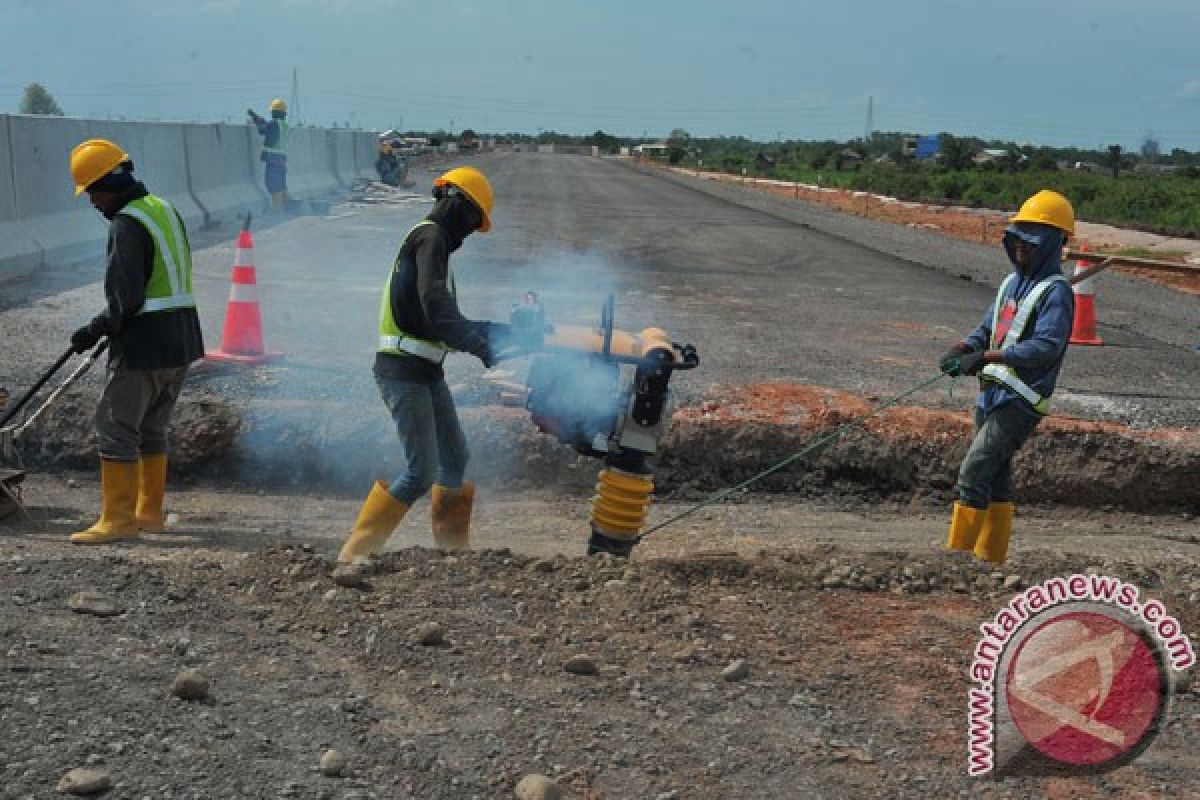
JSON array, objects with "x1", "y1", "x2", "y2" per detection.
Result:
[{"x1": 1, "y1": 540, "x2": 1196, "y2": 799}]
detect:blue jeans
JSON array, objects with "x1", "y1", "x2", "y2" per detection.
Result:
[
  {"x1": 375, "y1": 374, "x2": 468, "y2": 504},
  {"x1": 264, "y1": 160, "x2": 287, "y2": 194},
  {"x1": 956, "y1": 399, "x2": 1042, "y2": 509}
]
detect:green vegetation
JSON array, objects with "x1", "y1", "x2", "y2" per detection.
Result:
[
  {"x1": 671, "y1": 132, "x2": 1200, "y2": 236},
  {"x1": 18, "y1": 82, "x2": 63, "y2": 116}
]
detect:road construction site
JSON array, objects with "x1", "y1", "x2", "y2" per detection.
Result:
[{"x1": 1, "y1": 152, "x2": 1198, "y2": 798}]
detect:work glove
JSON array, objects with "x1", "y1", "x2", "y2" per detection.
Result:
[
  {"x1": 939, "y1": 345, "x2": 982, "y2": 378},
  {"x1": 70, "y1": 325, "x2": 101, "y2": 355}
]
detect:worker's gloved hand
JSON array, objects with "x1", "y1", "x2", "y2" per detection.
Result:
[
  {"x1": 485, "y1": 322, "x2": 525, "y2": 365},
  {"x1": 958, "y1": 349, "x2": 985, "y2": 376},
  {"x1": 70, "y1": 325, "x2": 101, "y2": 355},
  {"x1": 938, "y1": 345, "x2": 968, "y2": 376},
  {"x1": 246, "y1": 108, "x2": 255, "y2": 117}
]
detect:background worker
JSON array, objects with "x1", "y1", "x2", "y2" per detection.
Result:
[
  {"x1": 939, "y1": 190, "x2": 1076, "y2": 565},
  {"x1": 66, "y1": 139, "x2": 204, "y2": 544},
  {"x1": 247, "y1": 98, "x2": 289, "y2": 210},
  {"x1": 375, "y1": 139, "x2": 402, "y2": 187},
  {"x1": 338, "y1": 166, "x2": 513, "y2": 562}
]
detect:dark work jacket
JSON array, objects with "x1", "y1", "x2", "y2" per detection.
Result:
[
  {"x1": 374, "y1": 196, "x2": 493, "y2": 384},
  {"x1": 83, "y1": 183, "x2": 205, "y2": 370},
  {"x1": 251, "y1": 112, "x2": 287, "y2": 165}
]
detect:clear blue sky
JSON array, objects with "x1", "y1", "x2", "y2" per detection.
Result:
[{"x1": 2, "y1": 0, "x2": 1198, "y2": 150}]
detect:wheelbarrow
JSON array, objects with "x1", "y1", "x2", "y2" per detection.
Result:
[{"x1": 0, "y1": 341, "x2": 108, "y2": 520}]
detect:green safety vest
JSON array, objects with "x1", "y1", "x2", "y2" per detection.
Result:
[
  {"x1": 263, "y1": 119, "x2": 288, "y2": 158},
  {"x1": 117, "y1": 194, "x2": 196, "y2": 314},
  {"x1": 979, "y1": 273, "x2": 1066, "y2": 414},
  {"x1": 378, "y1": 220, "x2": 458, "y2": 362}
]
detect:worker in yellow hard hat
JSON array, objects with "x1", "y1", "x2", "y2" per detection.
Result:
[
  {"x1": 939, "y1": 189, "x2": 1076, "y2": 564},
  {"x1": 338, "y1": 166, "x2": 515, "y2": 562},
  {"x1": 66, "y1": 139, "x2": 204, "y2": 544},
  {"x1": 375, "y1": 137, "x2": 402, "y2": 186},
  {"x1": 247, "y1": 98, "x2": 289, "y2": 210}
]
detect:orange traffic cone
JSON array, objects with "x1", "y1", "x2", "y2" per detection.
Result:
[
  {"x1": 1069, "y1": 244, "x2": 1103, "y2": 346},
  {"x1": 205, "y1": 228, "x2": 284, "y2": 364}
]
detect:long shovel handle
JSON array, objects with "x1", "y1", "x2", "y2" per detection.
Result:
[
  {"x1": 8, "y1": 340, "x2": 108, "y2": 438},
  {"x1": 0, "y1": 347, "x2": 76, "y2": 429}
]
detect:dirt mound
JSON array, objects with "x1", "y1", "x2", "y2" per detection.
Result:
[
  {"x1": 9, "y1": 381, "x2": 1199, "y2": 512},
  {"x1": 3, "y1": 541, "x2": 1194, "y2": 797}
]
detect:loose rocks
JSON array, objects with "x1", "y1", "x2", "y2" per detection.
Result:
[
  {"x1": 170, "y1": 669, "x2": 210, "y2": 702},
  {"x1": 55, "y1": 767, "x2": 112, "y2": 795},
  {"x1": 319, "y1": 748, "x2": 347, "y2": 777},
  {"x1": 722, "y1": 658, "x2": 749, "y2": 682},
  {"x1": 331, "y1": 564, "x2": 369, "y2": 589},
  {"x1": 563, "y1": 654, "x2": 598, "y2": 675},
  {"x1": 515, "y1": 773, "x2": 564, "y2": 800},
  {"x1": 414, "y1": 622, "x2": 445, "y2": 647},
  {"x1": 67, "y1": 591, "x2": 120, "y2": 618}
]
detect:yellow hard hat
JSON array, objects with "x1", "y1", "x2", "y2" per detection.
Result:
[
  {"x1": 270, "y1": 98, "x2": 287, "y2": 112},
  {"x1": 1010, "y1": 189, "x2": 1074, "y2": 237},
  {"x1": 69, "y1": 139, "x2": 130, "y2": 196},
  {"x1": 434, "y1": 166, "x2": 494, "y2": 232}
]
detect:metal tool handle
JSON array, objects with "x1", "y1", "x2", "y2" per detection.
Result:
[
  {"x1": 0, "y1": 347, "x2": 75, "y2": 429},
  {"x1": 3, "y1": 341, "x2": 108, "y2": 438}
]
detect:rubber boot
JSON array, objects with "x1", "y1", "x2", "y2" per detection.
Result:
[
  {"x1": 71, "y1": 460, "x2": 139, "y2": 544},
  {"x1": 946, "y1": 501, "x2": 987, "y2": 552},
  {"x1": 431, "y1": 482, "x2": 474, "y2": 551},
  {"x1": 974, "y1": 501, "x2": 1015, "y2": 564},
  {"x1": 337, "y1": 481, "x2": 409, "y2": 563},
  {"x1": 135, "y1": 453, "x2": 168, "y2": 533}
]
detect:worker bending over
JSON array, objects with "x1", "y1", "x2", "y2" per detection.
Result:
[
  {"x1": 338, "y1": 166, "x2": 512, "y2": 562},
  {"x1": 67, "y1": 139, "x2": 204, "y2": 544},
  {"x1": 940, "y1": 190, "x2": 1076, "y2": 564}
]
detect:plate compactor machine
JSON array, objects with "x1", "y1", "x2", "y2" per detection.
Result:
[{"x1": 505, "y1": 293, "x2": 698, "y2": 557}]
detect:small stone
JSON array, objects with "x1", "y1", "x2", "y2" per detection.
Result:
[
  {"x1": 164, "y1": 512, "x2": 180, "y2": 528},
  {"x1": 563, "y1": 655, "x2": 598, "y2": 676},
  {"x1": 721, "y1": 658, "x2": 749, "y2": 682},
  {"x1": 530, "y1": 559, "x2": 557, "y2": 573},
  {"x1": 67, "y1": 591, "x2": 120, "y2": 618},
  {"x1": 55, "y1": 767, "x2": 112, "y2": 795},
  {"x1": 170, "y1": 669, "x2": 210, "y2": 702},
  {"x1": 414, "y1": 622, "x2": 445, "y2": 646},
  {"x1": 515, "y1": 773, "x2": 563, "y2": 800},
  {"x1": 331, "y1": 565, "x2": 369, "y2": 589},
  {"x1": 319, "y1": 748, "x2": 347, "y2": 777},
  {"x1": 656, "y1": 791, "x2": 681, "y2": 800},
  {"x1": 66, "y1": 478, "x2": 80, "y2": 489},
  {"x1": 1003, "y1": 575, "x2": 1023, "y2": 590}
]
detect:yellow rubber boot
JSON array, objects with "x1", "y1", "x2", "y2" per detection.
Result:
[
  {"x1": 337, "y1": 481, "x2": 409, "y2": 563},
  {"x1": 71, "y1": 460, "x2": 139, "y2": 544},
  {"x1": 431, "y1": 482, "x2": 474, "y2": 551},
  {"x1": 946, "y1": 501, "x2": 987, "y2": 552},
  {"x1": 135, "y1": 453, "x2": 168, "y2": 533},
  {"x1": 974, "y1": 501, "x2": 1015, "y2": 564}
]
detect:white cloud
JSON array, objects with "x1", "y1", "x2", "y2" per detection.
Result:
[{"x1": 1179, "y1": 80, "x2": 1200, "y2": 98}]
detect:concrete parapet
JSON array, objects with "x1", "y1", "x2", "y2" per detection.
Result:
[
  {"x1": 0, "y1": 115, "x2": 43, "y2": 280},
  {"x1": 185, "y1": 123, "x2": 267, "y2": 227},
  {"x1": 285, "y1": 126, "x2": 339, "y2": 200}
]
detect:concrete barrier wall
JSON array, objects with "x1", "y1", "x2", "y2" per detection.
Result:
[
  {"x1": 0, "y1": 116, "x2": 43, "y2": 277},
  {"x1": 0, "y1": 114, "x2": 372, "y2": 281},
  {"x1": 285, "y1": 127, "x2": 340, "y2": 200},
  {"x1": 185, "y1": 123, "x2": 267, "y2": 227},
  {"x1": 353, "y1": 132, "x2": 378, "y2": 182},
  {"x1": 8, "y1": 115, "x2": 108, "y2": 273},
  {"x1": 331, "y1": 130, "x2": 357, "y2": 187}
]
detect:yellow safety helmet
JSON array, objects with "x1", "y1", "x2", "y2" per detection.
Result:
[
  {"x1": 69, "y1": 139, "x2": 130, "y2": 197},
  {"x1": 270, "y1": 98, "x2": 287, "y2": 113},
  {"x1": 1010, "y1": 189, "x2": 1075, "y2": 238},
  {"x1": 434, "y1": 166, "x2": 494, "y2": 232}
]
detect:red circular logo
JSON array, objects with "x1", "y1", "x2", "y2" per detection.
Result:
[{"x1": 1004, "y1": 610, "x2": 1166, "y2": 767}]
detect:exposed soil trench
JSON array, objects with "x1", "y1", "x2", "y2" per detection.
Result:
[{"x1": 11, "y1": 381, "x2": 1199, "y2": 514}]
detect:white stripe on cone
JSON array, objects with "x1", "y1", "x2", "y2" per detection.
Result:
[
  {"x1": 228, "y1": 283, "x2": 259, "y2": 303},
  {"x1": 1072, "y1": 262, "x2": 1096, "y2": 295},
  {"x1": 234, "y1": 247, "x2": 254, "y2": 267}
]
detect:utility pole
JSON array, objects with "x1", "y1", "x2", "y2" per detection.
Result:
[
  {"x1": 290, "y1": 67, "x2": 299, "y2": 123},
  {"x1": 865, "y1": 95, "x2": 874, "y2": 144}
]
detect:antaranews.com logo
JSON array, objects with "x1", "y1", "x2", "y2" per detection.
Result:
[{"x1": 967, "y1": 573, "x2": 1195, "y2": 776}]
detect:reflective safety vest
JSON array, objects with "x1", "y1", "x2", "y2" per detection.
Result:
[
  {"x1": 263, "y1": 119, "x2": 288, "y2": 158},
  {"x1": 378, "y1": 220, "x2": 457, "y2": 363},
  {"x1": 117, "y1": 194, "x2": 196, "y2": 315},
  {"x1": 979, "y1": 273, "x2": 1066, "y2": 414}
]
